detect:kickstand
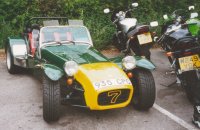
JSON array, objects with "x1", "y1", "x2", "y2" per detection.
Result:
[
  {"x1": 165, "y1": 70, "x2": 175, "y2": 75},
  {"x1": 160, "y1": 70, "x2": 178, "y2": 87},
  {"x1": 160, "y1": 80, "x2": 177, "y2": 87}
]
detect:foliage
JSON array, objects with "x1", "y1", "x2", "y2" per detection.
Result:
[{"x1": 0, "y1": 0, "x2": 199, "y2": 49}]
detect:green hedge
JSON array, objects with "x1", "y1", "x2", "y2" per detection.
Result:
[{"x1": 0, "y1": 0, "x2": 199, "y2": 49}]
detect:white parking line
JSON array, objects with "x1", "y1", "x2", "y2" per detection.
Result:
[{"x1": 153, "y1": 104, "x2": 197, "y2": 130}]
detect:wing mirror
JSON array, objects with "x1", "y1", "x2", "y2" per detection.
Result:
[
  {"x1": 190, "y1": 12, "x2": 198, "y2": 18},
  {"x1": 150, "y1": 21, "x2": 159, "y2": 27},
  {"x1": 188, "y1": 6, "x2": 195, "y2": 10},
  {"x1": 104, "y1": 8, "x2": 110, "y2": 14},
  {"x1": 132, "y1": 3, "x2": 138, "y2": 8},
  {"x1": 163, "y1": 14, "x2": 169, "y2": 20}
]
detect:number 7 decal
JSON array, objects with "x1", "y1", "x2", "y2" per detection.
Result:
[{"x1": 108, "y1": 90, "x2": 121, "y2": 104}]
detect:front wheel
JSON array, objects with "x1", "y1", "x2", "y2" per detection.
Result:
[
  {"x1": 112, "y1": 33, "x2": 126, "y2": 51},
  {"x1": 131, "y1": 69, "x2": 156, "y2": 110},
  {"x1": 43, "y1": 75, "x2": 61, "y2": 122}
]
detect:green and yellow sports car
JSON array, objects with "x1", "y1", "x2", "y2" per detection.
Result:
[{"x1": 6, "y1": 17, "x2": 156, "y2": 122}]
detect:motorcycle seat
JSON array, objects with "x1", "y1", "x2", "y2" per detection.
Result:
[
  {"x1": 127, "y1": 25, "x2": 149, "y2": 38},
  {"x1": 172, "y1": 36, "x2": 198, "y2": 51},
  {"x1": 127, "y1": 26, "x2": 136, "y2": 34}
]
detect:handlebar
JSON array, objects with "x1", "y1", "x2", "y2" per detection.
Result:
[
  {"x1": 113, "y1": 19, "x2": 119, "y2": 24},
  {"x1": 158, "y1": 22, "x2": 190, "y2": 43},
  {"x1": 111, "y1": 8, "x2": 136, "y2": 23}
]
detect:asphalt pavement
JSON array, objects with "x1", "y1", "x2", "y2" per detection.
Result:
[{"x1": 0, "y1": 48, "x2": 198, "y2": 130}]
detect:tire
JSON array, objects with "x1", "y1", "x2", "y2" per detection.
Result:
[
  {"x1": 182, "y1": 71, "x2": 199, "y2": 103},
  {"x1": 113, "y1": 35, "x2": 121, "y2": 50},
  {"x1": 43, "y1": 75, "x2": 60, "y2": 122},
  {"x1": 185, "y1": 84, "x2": 194, "y2": 103},
  {"x1": 140, "y1": 45, "x2": 151, "y2": 60},
  {"x1": 130, "y1": 42, "x2": 151, "y2": 60},
  {"x1": 131, "y1": 69, "x2": 156, "y2": 110},
  {"x1": 6, "y1": 45, "x2": 19, "y2": 74},
  {"x1": 112, "y1": 33, "x2": 126, "y2": 51}
]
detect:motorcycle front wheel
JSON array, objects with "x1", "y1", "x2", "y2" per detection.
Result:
[{"x1": 112, "y1": 34, "x2": 126, "y2": 51}]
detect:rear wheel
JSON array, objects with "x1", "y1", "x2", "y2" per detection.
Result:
[
  {"x1": 43, "y1": 75, "x2": 60, "y2": 122},
  {"x1": 131, "y1": 69, "x2": 156, "y2": 110},
  {"x1": 139, "y1": 45, "x2": 151, "y2": 60},
  {"x1": 6, "y1": 45, "x2": 19, "y2": 74},
  {"x1": 185, "y1": 84, "x2": 194, "y2": 103},
  {"x1": 182, "y1": 71, "x2": 200, "y2": 103},
  {"x1": 130, "y1": 42, "x2": 151, "y2": 60},
  {"x1": 142, "y1": 47, "x2": 151, "y2": 60}
]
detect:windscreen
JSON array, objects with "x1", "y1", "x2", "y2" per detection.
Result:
[{"x1": 40, "y1": 26, "x2": 91, "y2": 44}]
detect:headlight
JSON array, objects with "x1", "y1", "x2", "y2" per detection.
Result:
[
  {"x1": 64, "y1": 61, "x2": 78, "y2": 76},
  {"x1": 122, "y1": 56, "x2": 136, "y2": 70}
]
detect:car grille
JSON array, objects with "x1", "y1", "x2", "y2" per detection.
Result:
[{"x1": 98, "y1": 89, "x2": 130, "y2": 106}]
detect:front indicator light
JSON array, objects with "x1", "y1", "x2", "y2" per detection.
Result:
[
  {"x1": 127, "y1": 72, "x2": 133, "y2": 78},
  {"x1": 67, "y1": 78, "x2": 73, "y2": 85}
]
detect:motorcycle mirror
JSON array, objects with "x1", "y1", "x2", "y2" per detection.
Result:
[
  {"x1": 190, "y1": 12, "x2": 198, "y2": 18},
  {"x1": 181, "y1": 23, "x2": 188, "y2": 28},
  {"x1": 104, "y1": 8, "x2": 110, "y2": 14},
  {"x1": 163, "y1": 14, "x2": 169, "y2": 20},
  {"x1": 188, "y1": 6, "x2": 195, "y2": 10},
  {"x1": 132, "y1": 3, "x2": 138, "y2": 8},
  {"x1": 150, "y1": 21, "x2": 159, "y2": 27}
]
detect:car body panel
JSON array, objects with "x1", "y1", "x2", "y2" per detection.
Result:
[
  {"x1": 110, "y1": 55, "x2": 156, "y2": 70},
  {"x1": 74, "y1": 62, "x2": 133, "y2": 110},
  {"x1": 7, "y1": 37, "x2": 28, "y2": 68},
  {"x1": 43, "y1": 64, "x2": 65, "y2": 81},
  {"x1": 186, "y1": 18, "x2": 200, "y2": 36}
]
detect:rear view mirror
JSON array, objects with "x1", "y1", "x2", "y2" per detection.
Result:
[
  {"x1": 132, "y1": 3, "x2": 138, "y2": 8},
  {"x1": 150, "y1": 21, "x2": 159, "y2": 27},
  {"x1": 189, "y1": 6, "x2": 195, "y2": 10},
  {"x1": 104, "y1": 8, "x2": 110, "y2": 14},
  {"x1": 163, "y1": 14, "x2": 169, "y2": 20},
  {"x1": 190, "y1": 12, "x2": 198, "y2": 18}
]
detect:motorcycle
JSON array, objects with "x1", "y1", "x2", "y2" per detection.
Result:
[
  {"x1": 104, "y1": 3, "x2": 158, "y2": 60},
  {"x1": 157, "y1": 6, "x2": 200, "y2": 102}
]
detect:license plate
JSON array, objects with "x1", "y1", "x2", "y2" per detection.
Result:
[
  {"x1": 93, "y1": 78, "x2": 132, "y2": 90},
  {"x1": 179, "y1": 55, "x2": 200, "y2": 72},
  {"x1": 137, "y1": 32, "x2": 152, "y2": 45}
]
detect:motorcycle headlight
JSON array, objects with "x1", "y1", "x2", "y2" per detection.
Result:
[
  {"x1": 122, "y1": 56, "x2": 136, "y2": 70},
  {"x1": 64, "y1": 61, "x2": 78, "y2": 76}
]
